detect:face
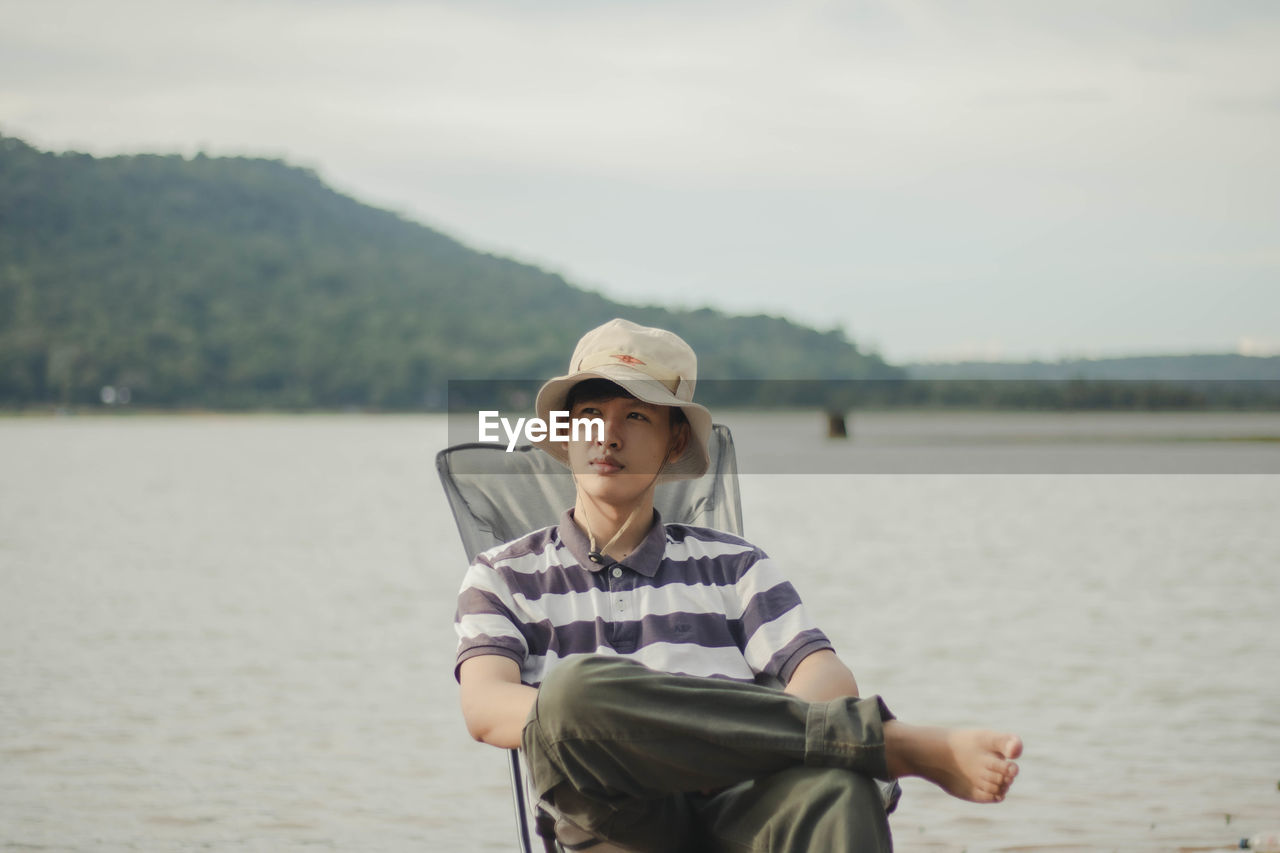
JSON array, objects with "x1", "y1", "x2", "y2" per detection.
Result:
[{"x1": 566, "y1": 394, "x2": 688, "y2": 510}]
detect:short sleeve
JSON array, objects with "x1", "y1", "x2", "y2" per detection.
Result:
[
  {"x1": 732, "y1": 551, "x2": 833, "y2": 685},
  {"x1": 453, "y1": 555, "x2": 529, "y2": 682}
]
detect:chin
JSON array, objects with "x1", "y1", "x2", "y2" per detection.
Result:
[{"x1": 577, "y1": 477, "x2": 654, "y2": 507}]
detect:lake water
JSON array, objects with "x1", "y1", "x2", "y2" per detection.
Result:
[{"x1": 2, "y1": 413, "x2": 1278, "y2": 852}]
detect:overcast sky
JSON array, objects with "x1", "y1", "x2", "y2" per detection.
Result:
[{"x1": 3, "y1": 0, "x2": 1277, "y2": 362}]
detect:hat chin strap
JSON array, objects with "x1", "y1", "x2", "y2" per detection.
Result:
[
  {"x1": 572, "y1": 443, "x2": 675, "y2": 563},
  {"x1": 580, "y1": 494, "x2": 648, "y2": 564}
]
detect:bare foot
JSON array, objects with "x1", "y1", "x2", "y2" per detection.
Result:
[{"x1": 884, "y1": 722, "x2": 1022, "y2": 803}]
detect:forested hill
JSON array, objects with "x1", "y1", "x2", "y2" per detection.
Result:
[{"x1": 0, "y1": 135, "x2": 896, "y2": 409}]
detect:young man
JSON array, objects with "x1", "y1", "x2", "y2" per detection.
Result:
[{"x1": 454, "y1": 319, "x2": 1022, "y2": 852}]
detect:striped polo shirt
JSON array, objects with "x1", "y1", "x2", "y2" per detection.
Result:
[{"x1": 454, "y1": 508, "x2": 832, "y2": 688}]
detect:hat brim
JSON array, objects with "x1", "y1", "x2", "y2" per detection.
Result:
[{"x1": 532, "y1": 365, "x2": 712, "y2": 481}]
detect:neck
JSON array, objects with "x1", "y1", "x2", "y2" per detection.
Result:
[{"x1": 572, "y1": 493, "x2": 656, "y2": 561}]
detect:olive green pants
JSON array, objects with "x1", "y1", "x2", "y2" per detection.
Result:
[{"x1": 521, "y1": 656, "x2": 897, "y2": 852}]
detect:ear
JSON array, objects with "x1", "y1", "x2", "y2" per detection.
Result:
[{"x1": 666, "y1": 419, "x2": 690, "y2": 462}]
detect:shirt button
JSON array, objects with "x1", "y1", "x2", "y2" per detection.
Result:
[{"x1": 611, "y1": 567, "x2": 623, "y2": 578}]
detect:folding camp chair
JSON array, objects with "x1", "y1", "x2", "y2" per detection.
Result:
[{"x1": 437, "y1": 424, "x2": 744, "y2": 853}]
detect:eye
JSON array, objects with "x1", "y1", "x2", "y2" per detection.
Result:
[{"x1": 627, "y1": 411, "x2": 650, "y2": 422}]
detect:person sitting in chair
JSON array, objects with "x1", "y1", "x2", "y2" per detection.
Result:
[{"x1": 454, "y1": 318, "x2": 1022, "y2": 852}]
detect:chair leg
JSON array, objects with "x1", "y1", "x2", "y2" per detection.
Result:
[
  {"x1": 508, "y1": 749, "x2": 536, "y2": 853},
  {"x1": 534, "y1": 810, "x2": 560, "y2": 853}
]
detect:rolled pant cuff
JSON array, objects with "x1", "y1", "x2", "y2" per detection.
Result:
[{"x1": 803, "y1": 694, "x2": 896, "y2": 781}]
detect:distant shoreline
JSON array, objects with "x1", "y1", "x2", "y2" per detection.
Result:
[{"x1": 8, "y1": 405, "x2": 1280, "y2": 430}]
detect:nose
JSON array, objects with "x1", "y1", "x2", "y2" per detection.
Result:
[{"x1": 596, "y1": 413, "x2": 623, "y2": 449}]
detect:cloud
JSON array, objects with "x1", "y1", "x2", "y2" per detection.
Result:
[
  {"x1": 3, "y1": 0, "x2": 1278, "y2": 359},
  {"x1": 1204, "y1": 90, "x2": 1280, "y2": 115},
  {"x1": 5, "y1": 1, "x2": 1276, "y2": 180}
]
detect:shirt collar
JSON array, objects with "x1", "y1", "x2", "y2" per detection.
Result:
[{"x1": 557, "y1": 507, "x2": 667, "y2": 577}]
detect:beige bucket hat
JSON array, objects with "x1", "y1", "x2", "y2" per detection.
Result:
[{"x1": 534, "y1": 319, "x2": 712, "y2": 480}]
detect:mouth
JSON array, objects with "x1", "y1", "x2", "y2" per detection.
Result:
[{"x1": 587, "y1": 457, "x2": 624, "y2": 474}]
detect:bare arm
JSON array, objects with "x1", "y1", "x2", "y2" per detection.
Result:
[
  {"x1": 783, "y1": 648, "x2": 860, "y2": 702},
  {"x1": 458, "y1": 655, "x2": 538, "y2": 750}
]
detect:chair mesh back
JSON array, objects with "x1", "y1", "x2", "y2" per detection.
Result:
[{"x1": 437, "y1": 424, "x2": 744, "y2": 562}]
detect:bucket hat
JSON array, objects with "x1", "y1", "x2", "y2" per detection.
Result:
[{"x1": 534, "y1": 319, "x2": 711, "y2": 480}]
